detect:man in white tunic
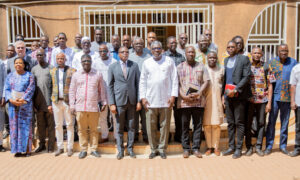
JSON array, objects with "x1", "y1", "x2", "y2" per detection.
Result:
[
  {"x1": 93, "y1": 44, "x2": 117, "y2": 142},
  {"x1": 51, "y1": 33, "x2": 74, "y2": 67},
  {"x1": 140, "y1": 41, "x2": 178, "y2": 159},
  {"x1": 72, "y1": 37, "x2": 99, "y2": 71}
]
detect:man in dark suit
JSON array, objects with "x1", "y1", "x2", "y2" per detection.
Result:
[
  {"x1": 222, "y1": 40, "x2": 250, "y2": 159},
  {"x1": 108, "y1": 46, "x2": 141, "y2": 160}
]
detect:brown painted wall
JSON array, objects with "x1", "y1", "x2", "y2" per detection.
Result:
[{"x1": 0, "y1": 1, "x2": 298, "y2": 60}]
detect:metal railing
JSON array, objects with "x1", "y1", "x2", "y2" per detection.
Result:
[
  {"x1": 79, "y1": 4, "x2": 214, "y2": 46},
  {"x1": 246, "y1": 2, "x2": 286, "y2": 62},
  {"x1": 6, "y1": 6, "x2": 44, "y2": 46}
]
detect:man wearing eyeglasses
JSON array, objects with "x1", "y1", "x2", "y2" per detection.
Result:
[
  {"x1": 140, "y1": 41, "x2": 178, "y2": 159},
  {"x1": 177, "y1": 33, "x2": 188, "y2": 58},
  {"x1": 108, "y1": 46, "x2": 141, "y2": 160},
  {"x1": 69, "y1": 54, "x2": 107, "y2": 159},
  {"x1": 93, "y1": 44, "x2": 117, "y2": 143},
  {"x1": 71, "y1": 37, "x2": 99, "y2": 71}
]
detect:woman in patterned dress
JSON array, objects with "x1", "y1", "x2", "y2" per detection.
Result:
[{"x1": 5, "y1": 57, "x2": 35, "y2": 157}]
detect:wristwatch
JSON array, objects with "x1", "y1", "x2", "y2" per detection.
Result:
[{"x1": 233, "y1": 89, "x2": 237, "y2": 94}]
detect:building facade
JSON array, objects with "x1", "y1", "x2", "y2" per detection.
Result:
[{"x1": 0, "y1": 0, "x2": 299, "y2": 61}]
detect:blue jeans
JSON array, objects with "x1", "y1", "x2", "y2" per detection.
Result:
[{"x1": 266, "y1": 101, "x2": 291, "y2": 150}]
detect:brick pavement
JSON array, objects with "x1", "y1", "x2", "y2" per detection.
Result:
[{"x1": 0, "y1": 150, "x2": 299, "y2": 180}]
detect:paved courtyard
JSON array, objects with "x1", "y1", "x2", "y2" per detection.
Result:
[{"x1": 0, "y1": 148, "x2": 299, "y2": 180}]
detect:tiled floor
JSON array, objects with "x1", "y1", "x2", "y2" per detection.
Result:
[{"x1": 0, "y1": 150, "x2": 299, "y2": 180}]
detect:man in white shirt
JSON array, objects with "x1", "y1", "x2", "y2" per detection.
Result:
[
  {"x1": 51, "y1": 32, "x2": 75, "y2": 67},
  {"x1": 93, "y1": 44, "x2": 117, "y2": 142},
  {"x1": 50, "y1": 53, "x2": 76, "y2": 157},
  {"x1": 140, "y1": 41, "x2": 178, "y2": 159},
  {"x1": 72, "y1": 37, "x2": 99, "y2": 71},
  {"x1": 290, "y1": 63, "x2": 300, "y2": 157}
]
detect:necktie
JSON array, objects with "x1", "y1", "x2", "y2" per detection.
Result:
[{"x1": 122, "y1": 62, "x2": 127, "y2": 79}]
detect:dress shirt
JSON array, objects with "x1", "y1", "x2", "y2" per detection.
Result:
[
  {"x1": 71, "y1": 51, "x2": 99, "y2": 70},
  {"x1": 128, "y1": 51, "x2": 151, "y2": 71},
  {"x1": 139, "y1": 55, "x2": 178, "y2": 108},
  {"x1": 51, "y1": 47, "x2": 74, "y2": 67},
  {"x1": 227, "y1": 55, "x2": 237, "y2": 68},
  {"x1": 58, "y1": 68, "x2": 64, "y2": 98},
  {"x1": 69, "y1": 68, "x2": 107, "y2": 112},
  {"x1": 164, "y1": 49, "x2": 186, "y2": 66}
]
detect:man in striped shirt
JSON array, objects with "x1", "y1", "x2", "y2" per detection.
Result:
[{"x1": 69, "y1": 54, "x2": 107, "y2": 159}]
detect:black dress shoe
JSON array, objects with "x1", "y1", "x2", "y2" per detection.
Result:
[
  {"x1": 245, "y1": 148, "x2": 253, "y2": 156},
  {"x1": 91, "y1": 151, "x2": 101, "y2": 158},
  {"x1": 14, "y1": 153, "x2": 22, "y2": 157},
  {"x1": 289, "y1": 150, "x2": 300, "y2": 157},
  {"x1": 222, "y1": 148, "x2": 234, "y2": 156},
  {"x1": 256, "y1": 149, "x2": 264, "y2": 157},
  {"x1": 232, "y1": 150, "x2": 242, "y2": 159},
  {"x1": 117, "y1": 152, "x2": 124, "y2": 160},
  {"x1": 78, "y1": 151, "x2": 87, "y2": 159},
  {"x1": 128, "y1": 151, "x2": 136, "y2": 158},
  {"x1": 264, "y1": 149, "x2": 272, "y2": 155},
  {"x1": 160, "y1": 152, "x2": 167, "y2": 159},
  {"x1": 280, "y1": 148, "x2": 289, "y2": 155},
  {"x1": 149, "y1": 152, "x2": 157, "y2": 159},
  {"x1": 34, "y1": 145, "x2": 46, "y2": 153},
  {"x1": 0, "y1": 145, "x2": 6, "y2": 152}
]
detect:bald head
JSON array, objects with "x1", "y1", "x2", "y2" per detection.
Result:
[
  {"x1": 56, "y1": 52, "x2": 66, "y2": 68},
  {"x1": 185, "y1": 46, "x2": 196, "y2": 65}
]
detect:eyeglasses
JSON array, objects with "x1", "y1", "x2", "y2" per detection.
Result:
[
  {"x1": 119, "y1": 51, "x2": 129, "y2": 54},
  {"x1": 99, "y1": 50, "x2": 108, "y2": 53},
  {"x1": 81, "y1": 60, "x2": 91, "y2": 63},
  {"x1": 152, "y1": 47, "x2": 162, "y2": 50}
]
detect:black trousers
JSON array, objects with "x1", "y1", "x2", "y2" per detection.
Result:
[
  {"x1": 294, "y1": 107, "x2": 300, "y2": 151},
  {"x1": 225, "y1": 98, "x2": 246, "y2": 150},
  {"x1": 174, "y1": 98, "x2": 182, "y2": 141},
  {"x1": 134, "y1": 107, "x2": 147, "y2": 139},
  {"x1": 246, "y1": 102, "x2": 267, "y2": 150},
  {"x1": 180, "y1": 107, "x2": 204, "y2": 151}
]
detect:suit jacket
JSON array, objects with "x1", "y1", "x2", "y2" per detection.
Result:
[
  {"x1": 108, "y1": 60, "x2": 140, "y2": 106},
  {"x1": 50, "y1": 66, "x2": 76, "y2": 104},
  {"x1": 7, "y1": 55, "x2": 37, "y2": 74},
  {"x1": 222, "y1": 54, "x2": 251, "y2": 100}
]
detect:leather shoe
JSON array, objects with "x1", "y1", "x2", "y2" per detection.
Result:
[
  {"x1": 34, "y1": 145, "x2": 46, "y2": 153},
  {"x1": 143, "y1": 138, "x2": 149, "y2": 144},
  {"x1": 280, "y1": 148, "x2": 289, "y2": 155},
  {"x1": 289, "y1": 150, "x2": 300, "y2": 157},
  {"x1": 99, "y1": 138, "x2": 109, "y2": 144},
  {"x1": 183, "y1": 150, "x2": 190, "y2": 158},
  {"x1": 67, "y1": 149, "x2": 73, "y2": 157},
  {"x1": 55, "y1": 149, "x2": 64, "y2": 156},
  {"x1": 78, "y1": 151, "x2": 87, "y2": 159},
  {"x1": 222, "y1": 148, "x2": 234, "y2": 156},
  {"x1": 91, "y1": 151, "x2": 101, "y2": 158},
  {"x1": 149, "y1": 152, "x2": 157, "y2": 159},
  {"x1": 160, "y1": 152, "x2": 167, "y2": 159},
  {"x1": 214, "y1": 149, "x2": 221, "y2": 156},
  {"x1": 193, "y1": 150, "x2": 202, "y2": 158},
  {"x1": 128, "y1": 151, "x2": 136, "y2": 158},
  {"x1": 245, "y1": 148, "x2": 253, "y2": 156},
  {"x1": 264, "y1": 149, "x2": 272, "y2": 155},
  {"x1": 0, "y1": 145, "x2": 6, "y2": 152},
  {"x1": 256, "y1": 149, "x2": 264, "y2": 157},
  {"x1": 14, "y1": 153, "x2": 22, "y2": 157},
  {"x1": 232, "y1": 150, "x2": 242, "y2": 159},
  {"x1": 205, "y1": 148, "x2": 212, "y2": 156},
  {"x1": 117, "y1": 152, "x2": 124, "y2": 160}
]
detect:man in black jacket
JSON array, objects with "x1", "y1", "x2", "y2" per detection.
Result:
[{"x1": 222, "y1": 40, "x2": 250, "y2": 159}]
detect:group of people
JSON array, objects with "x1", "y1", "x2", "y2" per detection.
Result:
[{"x1": 0, "y1": 27, "x2": 300, "y2": 160}]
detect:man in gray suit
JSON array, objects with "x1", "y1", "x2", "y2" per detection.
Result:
[
  {"x1": 7, "y1": 41, "x2": 37, "y2": 74},
  {"x1": 108, "y1": 46, "x2": 141, "y2": 160}
]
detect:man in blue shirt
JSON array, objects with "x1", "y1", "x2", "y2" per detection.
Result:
[{"x1": 265, "y1": 44, "x2": 298, "y2": 156}]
